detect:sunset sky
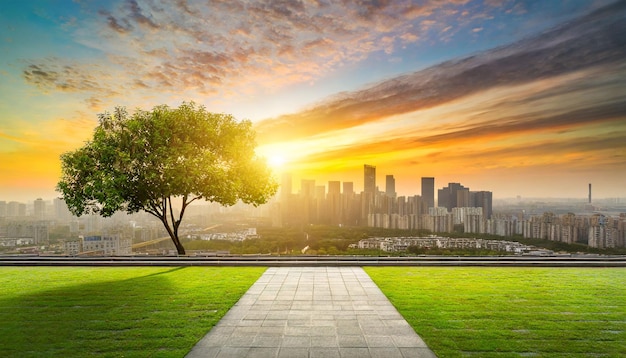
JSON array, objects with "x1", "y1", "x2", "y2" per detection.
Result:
[{"x1": 1, "y1": 0, "x2": 625, "y2": 202}]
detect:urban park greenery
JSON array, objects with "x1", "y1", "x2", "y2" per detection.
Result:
[
  {"x1": 0, "y1": 266, "x2": 265, "y2": 357},
  {"x1": 57, "y1": 102, "x2": 277, "y2": 255},
  {"x1": 366, "y1": 267, "x2": 626, "y2": 357}
]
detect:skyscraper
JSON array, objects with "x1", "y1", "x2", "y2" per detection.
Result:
[
  {"x1": 385, "y1": 175, "x2": 396, "y2": 198},
  {"x1": 33, "y1": 198, "x2": 45, "y2": 220},
  {"x1": 328, "y1": 181, "x2": 342, "y2": 226},
  {"x1": 364, "y1": 165, "x2": 376, "y2": 194},
  {"x1": 343, "y1": 182, "x2": 354, "y2": 195},
  {"x1": 473, "y1": 191, "x2": 493, "y2": 219},
  {"x1": 438, "y1": 183, "x2": 467, "y2": 210},
  {"x1": 421, "y1": 177, "x2": 435, "y2": 208},
  {"x1": 280, "y1": 173, "x2": 293, "y2": 226}
]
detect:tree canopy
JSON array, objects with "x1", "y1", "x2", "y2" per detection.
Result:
[{"x1": 57, "y1": 102, "x2": 277, "y2": 254}]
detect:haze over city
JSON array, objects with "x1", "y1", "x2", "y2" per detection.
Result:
[{"x1": 1, "y1": 0, "x2": 625, "y2": 201}]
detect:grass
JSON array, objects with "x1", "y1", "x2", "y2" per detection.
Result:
[
  {"x1": 2, "y1": 266, "x2": 625, "y2": 357},
  {"x1": 365, "y1": 267, "x2": 626, "y2": 357},
  {"x1": 0, "y1": 266, "x2": 265, "y2": 357}
]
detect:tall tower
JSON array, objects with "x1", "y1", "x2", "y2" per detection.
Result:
[
  {"x1": 421, "y1": 177, "x2": 435, "y2": 208},
  {"x1": 33, "y1": 198, "x2": 45, "y2": 220},
  {"x1": 589, "y1": 183, "x2": 592, "y2": 204},
  {"x1": 438, "y1": 182, "x2": 467, "y2": 210},
  {"x1": 364, "y1": 165, "x2": 376, "y2": 194},
  {"x1": 385, "y1": 175, "x2": 396, "y2": 198},
  {"x1": 280, "y1": 173, "x2": 292, "y2": 226}
]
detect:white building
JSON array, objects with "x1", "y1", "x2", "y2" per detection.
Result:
[{"x1": 82, "y1": 235, "x2": 132, "y2": 255}]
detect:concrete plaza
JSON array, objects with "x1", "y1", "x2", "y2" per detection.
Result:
[{"x1": 186, "y1": 267, "x2": 436, "y2": 358}]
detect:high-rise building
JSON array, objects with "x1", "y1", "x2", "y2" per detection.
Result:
[
  {"x1": 328, "y1": 181, "x2": 342, "y2": 226},
  {"x1": 33, "y1": 198, "x2": 45, "y2": 220},
  {"x1": 328, "y1": 181, "x2": 341, "y2": 196},
  {"x1": 301, "y1": 180, "x2": 316, "y2": 198},
  {"x1": 473, "y1": 191, "x2": 493, "y2": 219},
  {"x1": 53, "y1": 198, "x2": 73, "y2": 222},
  {"x1": 343, "y1": 182, "x2": 354, "y2": 195},
  {"x1": 438, "y1": 183, "x2": 467, "y2": 210},
  {"x1": 281, "y1": 173, "x2": 292, "y2": 197},
  {"x1": 364, "y1": 164, "x2": 376, "y2": 194},
  {"x1": 421, "y1": 177, "x2": 435, "y2": 208},
  {"x1": 7, "y1": 201, "x2": 26, "y2": 217},
  {"x1": 456, "y1": 188, "x2": 470, "y2": 207},
  {"x1": 280, "y1": 173, "x2": 293, "y2": 227},
  {"x1": 385, "y1": 175, "x2": 396, "y2": 198}
]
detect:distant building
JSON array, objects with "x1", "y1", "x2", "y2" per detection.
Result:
[
  {"x1": 438, "y1": 183, "x2": 467, "y2": 210},
  {"x1": 82, "y1": 235, "x2": 132, "y2": 255},
  {"x1": 421, "y1": 177, "x2": 435, "y2": 208},
  {"x1": 364, "y1": 165, "x2": 376, "y2": 194},
  {"x1": 53, "y1": 198, "x2": 73, "y2": 223},
  {"x1": 6, "y1": 221, "x2": 48, "y2": 244},
  {"x1": 7, "y1": 201, "x2": 26, "y2": 217},
  {"x1": 65, "y1": 240, "x2": 82, "y2": 255},
  {"x1": 473, "y1": 191, "x2": 493, "y2": 219},
  {"x1": 328, "y1": 181, "x2": 342, "y2": 226},
  {"x1": 385, "y1": 175, "x2": 396, "y2": 198}
]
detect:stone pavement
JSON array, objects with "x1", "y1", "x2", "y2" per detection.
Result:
[{"x1": 186, "y1": 267, "x2": 436, "y2": 358}]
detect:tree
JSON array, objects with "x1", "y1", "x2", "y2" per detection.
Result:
[{"x1": 57, "y1": 102, "x2": 277, "y2": 255}]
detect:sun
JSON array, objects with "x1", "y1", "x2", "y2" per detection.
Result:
[{"x1": 268, "y1": 154, "x2": 286, "y2": 168}]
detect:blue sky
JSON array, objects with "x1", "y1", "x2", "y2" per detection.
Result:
[{"x1": 1, "y1": 0, "x2": 624, "y2": 201}]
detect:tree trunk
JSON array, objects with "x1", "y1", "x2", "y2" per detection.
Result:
[
  {"x1": 171, "y1": 233, "x2": 186, "y2": 255},
  {"x1": 161, "y1": 219, "x2": 186, "y2": 255}
]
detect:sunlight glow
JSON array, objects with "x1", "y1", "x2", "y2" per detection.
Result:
[{"x1": 268, "y1": 154, "x2": 286, "y2": 168}]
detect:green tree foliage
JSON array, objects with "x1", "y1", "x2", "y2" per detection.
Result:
[{"x1": 57, "y1": 102, "x2": 277, "y2": 255}]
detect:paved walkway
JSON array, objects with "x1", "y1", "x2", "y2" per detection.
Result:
[{"x1": 186, "y1": 267, "x2": 436, "y2": 358}]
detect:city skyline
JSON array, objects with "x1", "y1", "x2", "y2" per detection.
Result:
[{"x1": 1, "y1": 1, "x2": 625, "y2": 201}]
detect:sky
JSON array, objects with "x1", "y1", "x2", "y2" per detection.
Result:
[{"x1": 1, "y1": 0, "x2": 625, "y2": 202}]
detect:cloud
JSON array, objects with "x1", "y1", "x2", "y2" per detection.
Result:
[
  {"x1": 21, "y1": 0, "x2": 513, "y2": 109},
  {"x1": 22, "y1": 60, "x2": 120, "y2": 109},
  {"x1": 254, "y1": 1, "x2": 626, "y2": 143}
]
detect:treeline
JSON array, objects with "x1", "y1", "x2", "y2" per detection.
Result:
[{"x1": 182, "y1": 225, "x2": 626, "y2": 255}]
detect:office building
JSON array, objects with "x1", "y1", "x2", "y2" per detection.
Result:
[
  {"x1": 33, "y1": 198, "x2": 46, "y2": 220},
  {"x1": 385, "y1": 175, "x2": 396, "y2": 198},
  {"x1": 438, "y1": 183, "x2": 467, "y2": 210},
  {"x1": 421, "y1": 177, "x2": 435, "y2": 208},
  {"x1": 473, "y1": 191, "x2": 493, "y2": 219},
  {"x1": 364, "y1": 165, "x2": 376, "y2": 194}
]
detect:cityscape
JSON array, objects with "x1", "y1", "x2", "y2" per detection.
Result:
[
  {"x1": 2, "y1": 1, "x2": 625, "y2": 357},
  {"x1": 1, "y1": 163, "x2": 624, "y2": 256}
]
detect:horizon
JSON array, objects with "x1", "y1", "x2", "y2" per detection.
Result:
[{"x1": 1, "y1": 0, "x2": 625, "y2": 202}]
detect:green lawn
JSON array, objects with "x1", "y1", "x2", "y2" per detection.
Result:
[
  {"x1": 0, "y1": 266, "x2": 265, "y2": 357},
  {"x1": 366, "y1": 267, "x2": 626, "y2": 357}
]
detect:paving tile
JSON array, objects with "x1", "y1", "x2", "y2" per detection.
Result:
[
  {"x1": 310, "y1": 335, "x2": 338, "y2": 348},
  {"x1": 186, "y1": 267, "x2": 436, "y2": 358},
  {"x1": 310, "y1": 347, "x2": 341, "y2": 358},
  {"x1": 339, "y1": 347, "x2": 372, "y2": 357},
  {"x1": 365, "y1": 335, "x2": 395, "y2": 347},
  {"x1": 245, "y1": 347, "x2": 279, "y2": 358},
  {"x1": 369, "y1": 347, "x2": 404, "y2": 358},
  {"x1": 338, "y1": 335, "x2": 368, "y2": 348},
  {"x1": 278, "y1": 347, "x2": 309, "y2": 358},
  {"x1": 281, "y1": 335, "x2": 310, "y2": 347},
  {"x1": 215, "y1": 347, "x2": 250, "y2": 358},
  {"x1": 198, "y1": 333, "x2": 231, "y2": 347}
]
